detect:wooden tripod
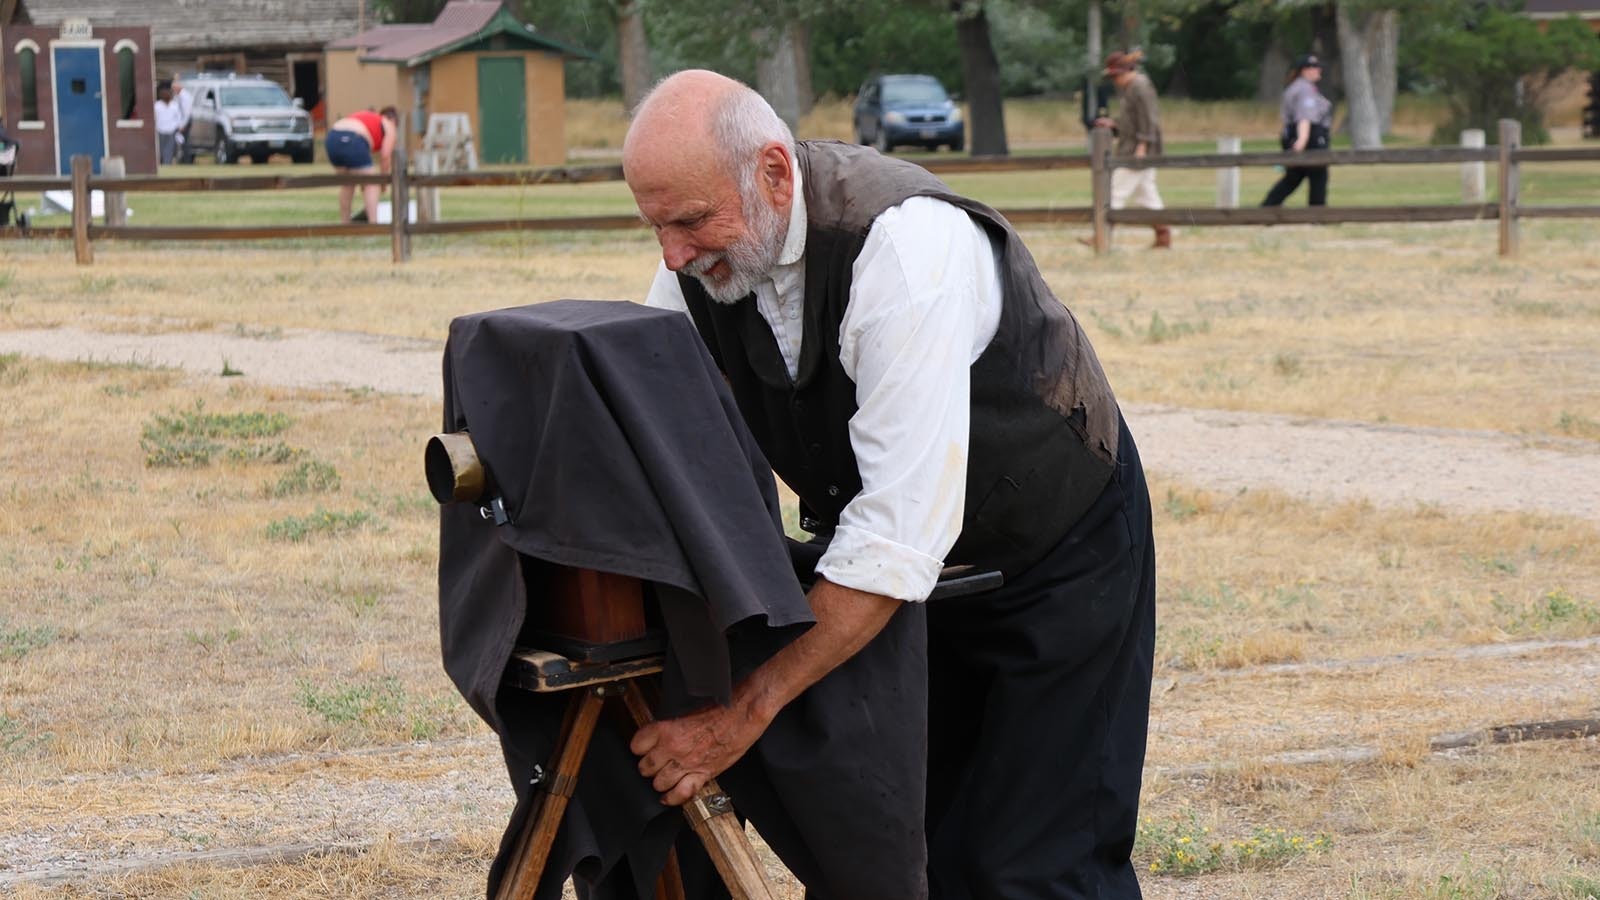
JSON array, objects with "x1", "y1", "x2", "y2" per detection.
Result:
[{"x1": 493, "y1": 568, "x2": 779, "y2": 900}]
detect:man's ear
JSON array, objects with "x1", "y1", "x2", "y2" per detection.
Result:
[{"x1": 756, "y1": 143, "x2": 794, "y2": 207}]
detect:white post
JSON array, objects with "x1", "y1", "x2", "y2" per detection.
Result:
[
  {"x1": 1460, "y1": 128, "x2": 1486, "y2": 203},
  {"x1": 101, "y1": 156, "x2": 127, "y2": 227},
  {"x1": 1215, "y1": 136, "x2": 1240, "y2": 208},
  {"x1": 415, "y1": 150, "x2": 440, "y2": 223}
]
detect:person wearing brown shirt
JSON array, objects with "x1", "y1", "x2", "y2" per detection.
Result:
[{"x1": 1091, "y1": 50, "x2": 1170, "y2": 249}]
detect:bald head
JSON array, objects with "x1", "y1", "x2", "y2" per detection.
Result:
[
  {"x1": 624, "y1": 70, "x2": 737, "y2": 177},
  {"x1": 624, "y1": 69, "x2": 795, "y2": 201}
]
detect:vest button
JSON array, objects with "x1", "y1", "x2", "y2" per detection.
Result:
[
  {"x1": 809, "y1": 443, "x2": 823, "y2": 456},
  {"x1": 827, "y1": 485, "x2": 840, "y2": 496}
]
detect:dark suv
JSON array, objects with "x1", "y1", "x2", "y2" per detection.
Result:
[
  {"x1": 852, "y1": 74, "x2": 965, "y2": 153},
  {"x1": 181, "y1": 73, "x2": 314, "y2": 165}
]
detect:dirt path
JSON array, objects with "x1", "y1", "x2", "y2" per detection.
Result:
[{"x1": 2, "y1": 324, "x2": 1596, "y2": 524}]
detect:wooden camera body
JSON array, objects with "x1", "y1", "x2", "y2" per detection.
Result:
[{"x1": 519, "y1": 562, "x2": 664, "y2": 663}]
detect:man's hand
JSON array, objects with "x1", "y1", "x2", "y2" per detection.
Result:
[
  {"x1": 1092, "y1": 116, "x2": 1115, "y2": 130},
  {"x1": 629, "y1": 576, "x2": 901, "y2": 806},
  {"x1": 631, "y1": 701, "x2": 768, "y2": 806}
]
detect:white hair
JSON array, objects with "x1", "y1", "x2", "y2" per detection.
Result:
[{"x1": 709, "y1": 84, "x2": 796, "y2": 198}]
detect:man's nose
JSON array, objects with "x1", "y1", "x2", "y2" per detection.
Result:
[{"x1": 659, "y1": 231, "x2": 696, "y2": 272}]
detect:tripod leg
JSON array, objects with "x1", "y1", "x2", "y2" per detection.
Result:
[
  {"x1": 497, "y1": 687, "x2": 606, "y2": 900},
  {"x1": 620, "y1": 682, "x2": 778, "y2": 900}
]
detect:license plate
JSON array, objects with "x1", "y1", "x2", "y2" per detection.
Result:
[
  {"x1": 919, "y1": 129, "x2": 936, "y2": 140},
  {"x1": 269, "y1": 140, "x2": 285, "y2": 148}
]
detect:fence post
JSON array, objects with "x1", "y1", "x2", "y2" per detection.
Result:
[
  {"x1": 71, "y1": 154, "x2": 93, "y2": 265},
  {"x1": 1460, "y1": 129, "x2": 1486, "y2": 203},
  {"x1": 1215, "y1": 136, "x2": 1241, "y2": 208},
  {"x1": 391, "y1": 145, "x2": 411, "y2": 263},
  {"x1": 1089, "y1": 125, "x2": 1112, "y2": 254},
  {"x1": 1497, "y1": 119, "x2": 1520, "y2": 258},
  {"x1": 415, "y1": 151, "x2": 440, "y2": 223},
  {"x1": 102, "y1": 156, "x2": 127, "y2": 227}
]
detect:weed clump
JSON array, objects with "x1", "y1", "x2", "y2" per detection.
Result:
[
  {"x1": 266, "y1": 508, "x2": 373, "y2": 542},
  {"x1": 141, "y1": 400, "x2": 294, "y2": 468},
  {"x1": 1136, "y1": 812, "x2": 1331, "y2": 876},
  {"x1": 266, "y1": 460, "x2": 341, "y2": 497}
]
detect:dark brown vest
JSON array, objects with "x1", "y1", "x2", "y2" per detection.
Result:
[{"x1": 682, "y1": 140, "x2": 1120, "y2": 579}]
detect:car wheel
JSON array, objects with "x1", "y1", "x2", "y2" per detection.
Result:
[
  {"x1": 215, "y1": 137, "x2": 234, "y2": 165},
  {"x1": 951, "y1": 138, "x2": 966, "y2": 153},
  {"x1": 873, "y1": 126, "x2": 891, "y2": 154},
  {"x1": 291, "y1": 147, "x2": 314, "y2": 164}
]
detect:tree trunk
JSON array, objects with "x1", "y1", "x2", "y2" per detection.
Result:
[
  {"x1": 1085, "y1": 1, "x2": 1103, "y2": 129},
  {"x1": 1335, "y1": 3, "x2": 1383, "y2": 148},
  {"x1": 792, "y1": 22, "x2": 814, "y2": 118},
  {"x1": 1368, "y1": 9, "x2": 1398, "y2": 135},
  {"x1": 953, "y1": 2, "x2": 1008, "y2": 156},
  {"x1": 754, "y1": 25, "x2": 802, "y2": 133},
  {"x1": 1258, "y1": 34, "x2": 1292, "y2": 105},
  {"x1": 616, "y1": 0, "x2": 652, "y2": 113},
  {"x1": 1120, "y1": 0, "x2": 1141, "y2": 51}
]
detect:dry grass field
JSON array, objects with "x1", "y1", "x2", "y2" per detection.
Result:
[{"x1": 2, "y1": 101, "x2": 1599, "y2": 898}]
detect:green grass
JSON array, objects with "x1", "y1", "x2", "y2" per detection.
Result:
[
  {"x1": 265, "y1": 460, "x2": 341, "y2": 498},
  {"x1": 1134, "y1": 811, "x2": 1332, "y2": 877},
  {"x1": 0, "y1": 712, "x2": 52, "y2": 757},
  {"x1": 264, "y1": 508, "x2": 375, "y2": 542},
  {"x1": 1, "y1": 622, "x2": 59, "y2": 661},
  {"x1": 139, "y1": 401, "x2": 298, "y2": 468},
  {"x1": 295, "y1": 676, "x2": 406, "y2": 725}
]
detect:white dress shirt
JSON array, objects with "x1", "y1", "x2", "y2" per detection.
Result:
[
  {"x1": 154, "y1": 99, "x2": 185, "y2": 136},
  {"x1": 644, "y1": 160, "x2": 1003, "y2": 601}
]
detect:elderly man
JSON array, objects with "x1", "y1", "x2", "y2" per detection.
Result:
[
  {"x1": 1092, "y1": 50, "x2": 1170, "y2": 249},
  {"x1": 624, "y1": 69, "x2": 1156, "y2": 899}
]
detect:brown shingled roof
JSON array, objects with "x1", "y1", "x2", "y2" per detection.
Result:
[
  {"x1": 13, "y1": 0, "x2": 372, "y2": 50},
  {"x1": 327, "y1": 1, "x2": 494, "y2": 58},
  {"x1": 325, "y1": 0, "x2": 584, "y2": 65}
]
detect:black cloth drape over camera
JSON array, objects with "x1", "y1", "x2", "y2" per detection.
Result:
[{"x1": 437, "y1": 300, "x2": 929, "y2": 900}]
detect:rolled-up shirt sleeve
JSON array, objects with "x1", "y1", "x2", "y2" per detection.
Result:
[{"x1": 818, "y1": 197, "x2": 996, "y2": 602}]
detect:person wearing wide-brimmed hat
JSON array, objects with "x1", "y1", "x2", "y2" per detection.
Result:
[
  {"x1": 1262, "y1": 53, "x2": 1334, "y2": 207},
  {"x1": 1082, "y1": 50, "x2": 1170, "y2": 249}
]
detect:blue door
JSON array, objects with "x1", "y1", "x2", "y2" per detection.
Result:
[{"x1": 53, "y1": 45, "x2": 106, "y2": 174}]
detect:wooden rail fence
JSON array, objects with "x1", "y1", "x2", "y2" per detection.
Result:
[{"x1": 2, "y1": 118, "x2": 1595, "y2": 264}]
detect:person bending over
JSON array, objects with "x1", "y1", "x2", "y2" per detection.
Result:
[
  {"x1": 326, "y1": 106, "x2": 397, "y2": 223},
  {"x1": 623, "y1": 69, "x2": 1157, "y2": 899}
]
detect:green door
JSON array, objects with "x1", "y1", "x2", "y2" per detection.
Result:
[{"x1": 477, "y1": 56, "x2": 527, "y2": 164}]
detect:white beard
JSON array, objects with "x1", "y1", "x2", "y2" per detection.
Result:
[{"x1": 683, "y1": 189, "x2": 788, "y2": 305}]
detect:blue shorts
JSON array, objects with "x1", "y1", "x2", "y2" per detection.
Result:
[{"x1": 325, "y1": 130, "x2": 374, "y2": 169}]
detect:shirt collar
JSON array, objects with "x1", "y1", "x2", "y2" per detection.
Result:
[{"x1": 777, "y1": 153, "x2": 806, "y2": 267}]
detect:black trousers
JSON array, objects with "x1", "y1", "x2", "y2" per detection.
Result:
[
  {"x1": 1262, "y1": 166, "x2": 1328, "y2": 207},
  {"x1": 925, "y1": 415, "x2": 1156, "y2": 900}
]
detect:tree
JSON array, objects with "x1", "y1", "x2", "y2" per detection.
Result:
[
  {"x1": 952, "y1": 1, "x2": 1009, "y2": 155},
  {"x1": 1336, "y1": 3, "x2": 1397, "y2": 147},
  {"x1": 755, "y1": 24, "x2": 805, "y2": 130},
  {"x1": 615, "y1": 0, "x2": 653, "y2": 111},
  {"x1": 1408, "y1": 2, "x2": 1600, "y2": 144}
]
